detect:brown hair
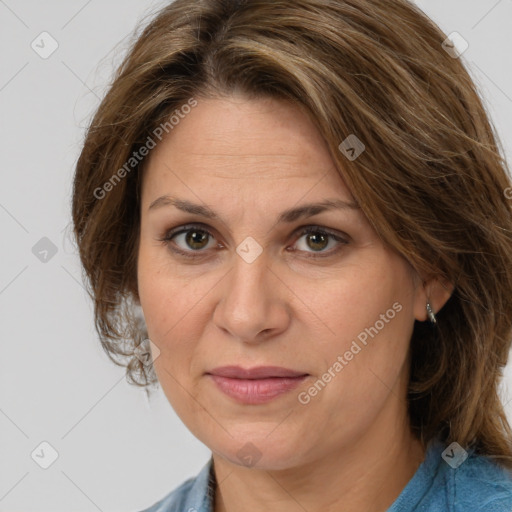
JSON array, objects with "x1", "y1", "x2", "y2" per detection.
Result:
[{"x1": 71, "y1": 0, "x2": 512, "y2": 468}]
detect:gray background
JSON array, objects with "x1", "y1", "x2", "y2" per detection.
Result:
[{"x1": 1, "y1": 1, "x2": 511, "y2": 510}]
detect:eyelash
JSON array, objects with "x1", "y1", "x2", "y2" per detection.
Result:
[{"x1": 157, "y1": 223, "x2": 349, "y2": 260}]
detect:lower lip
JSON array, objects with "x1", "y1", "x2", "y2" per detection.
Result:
[{"x1": 208, "y1": 375, "x2": 308, "y2": 404}]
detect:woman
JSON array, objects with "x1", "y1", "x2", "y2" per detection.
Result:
[{"x1": 71, "y1": 0, "x2": 512, "y2": 510}]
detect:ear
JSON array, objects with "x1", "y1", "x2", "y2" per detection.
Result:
[{"x1": 412, "y1": 273, "x2": 454, "y2": 322}]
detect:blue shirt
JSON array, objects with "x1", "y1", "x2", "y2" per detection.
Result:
[{"x1": 139, "y1": 438, "x2": 512, "y2": 511}]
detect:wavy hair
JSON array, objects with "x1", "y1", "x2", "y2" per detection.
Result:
[{"x1": 71, "y1": 0, "x2": 512, "y2": 468}]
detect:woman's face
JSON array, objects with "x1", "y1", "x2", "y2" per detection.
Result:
[{"x1": 137, "y1": 95, "x2": 428, "y2": 469}]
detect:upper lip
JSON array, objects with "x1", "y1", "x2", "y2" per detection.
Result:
[{"x1": 207, "y1": 366, "x2": 308, "y2": 379}]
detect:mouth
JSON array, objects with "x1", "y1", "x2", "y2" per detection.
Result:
[{"x1": 206, "y1": 366, "x2": 309, "y2": 405}]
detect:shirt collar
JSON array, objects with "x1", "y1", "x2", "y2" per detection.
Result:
[
  {"x1": 182, "y1": 455, "x2": 216, "y2": 512},
  {"x1": 188, "y1": 440, "x2": 452, "y2": 512}
]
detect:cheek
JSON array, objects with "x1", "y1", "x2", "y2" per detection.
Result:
[
  {"x1": 137, "y1": 269, "x2": 170, "y2": 336},
  {"x1": 137, "y1": 244, "x2": 184, "y2": 356},
  {"x1": 137, "y1": 263, "x2": 196, "y2": 409},
  {"x1": 314, "y1": 262, "x2": 408, "y2": 340},
  {"x1": 137, "y1": 239, "x2": 187, "y2": 329},
  {"x1": 137, "y1": 251, "x2": 211, "y2": 435},
  {"x1": 136, "y1": 245, "x2": 211, "y2": 374},
  {"x1": 311, "y1": 256, "x2": 415, "y2": 381}
]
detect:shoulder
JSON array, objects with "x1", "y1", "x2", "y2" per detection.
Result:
[
  {"x1": 139, "y1": 478, "x2": 195, "y2": 512},
  {"x1": 389, "y1": 438, "x2": 512, "y2": 512},
  {"x1": 448, "y1": 449, "x2": 512, "y2": 512},
  {"x1": 138, "y1": 458, "x2": 214, "y2": 512}
]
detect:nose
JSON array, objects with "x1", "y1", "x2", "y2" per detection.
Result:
[{"x1": 212, "y1": 245, "x2": 290, "y2": 344}]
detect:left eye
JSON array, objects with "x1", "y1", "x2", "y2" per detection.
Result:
[
  {"x1": 293, "y1": 227, "x2": 347, "y2": 255},
  {"x1": 159, "y1": 224, "x2": 349, "y2": 259}
]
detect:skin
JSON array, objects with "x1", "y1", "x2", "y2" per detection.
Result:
[{"x1": 137, "y1": 94, "x2": 453, "y2": 512}]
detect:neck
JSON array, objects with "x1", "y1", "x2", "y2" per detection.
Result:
[{"x1": 212, "y1": 405, "x2": 425, "y2": 512}]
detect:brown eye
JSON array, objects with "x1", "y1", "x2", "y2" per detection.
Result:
[
  {"x1": 183, "y1": 229, "x2": 210, "y2": 250},
  {"x1": 159, "y1": 223, "x2": 349, "y2": 261},
  {"x1": 292, "y1": 226, "x2": 349, "y2": 258},
  {"x1": 304, "y1": 232, "x2": 329, "y2": 252},
  {"x1": 159, "y1": 224, "x2": 217, "y2": 258}
]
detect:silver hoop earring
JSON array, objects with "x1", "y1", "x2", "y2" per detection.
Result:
[{"x1": 426, "y1": 301, "x2": 437, "y2": 324}]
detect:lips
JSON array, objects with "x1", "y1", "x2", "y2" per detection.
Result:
[
  {"x1": 206, "y1": 366, "x2": 309, "y2": 405},
  {"x1": 207, "y1": 365, "x2": 308, "y2": 379}
]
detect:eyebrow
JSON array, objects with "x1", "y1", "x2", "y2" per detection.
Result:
[{"x1": 148, "y1": 195, "x2": 360, "y2": 224}]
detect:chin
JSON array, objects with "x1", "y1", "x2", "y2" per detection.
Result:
[{"x1": 211, "y1": 434, "x2": 306, "y2": 471}]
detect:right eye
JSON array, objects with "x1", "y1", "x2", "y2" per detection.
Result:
[{"x1": 158, "y1": 223, "x2": 220, "y2": 259}]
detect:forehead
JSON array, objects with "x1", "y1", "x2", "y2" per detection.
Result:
[{"x1": 142, "y1": 95, "x2": 353, "y2": 204}]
